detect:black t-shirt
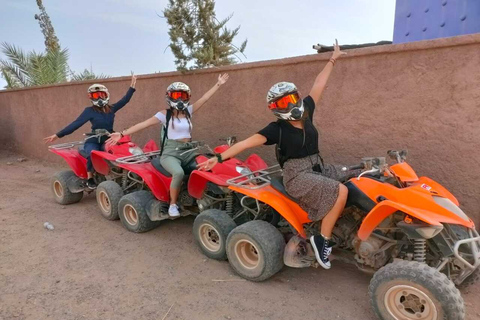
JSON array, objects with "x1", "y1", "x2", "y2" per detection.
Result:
[{"x1": 258, "y1": 96, "x2": 319, "y2": 165}]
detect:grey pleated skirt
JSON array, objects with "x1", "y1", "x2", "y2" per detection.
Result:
[{"x1": 283, "y1": 155, "x2": 349, "y2": 222}]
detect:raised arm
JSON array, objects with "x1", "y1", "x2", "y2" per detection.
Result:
[
  {"x1": 191, "y1": 73, "x2": 229, "y2": 114},
  {"x1": 105, "y1": 115, "x2": 160, "y2": 146},
  {"x1": 309, "y1": 39, "x2": 346, "y2": 105},
  {"x1": 111, "y1": 74, "x2": 137, "y2": 113},
  {"x1": 197, "y1": 134, "x2": 267, "y2": 171}
]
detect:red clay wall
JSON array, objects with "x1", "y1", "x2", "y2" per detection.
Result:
[{"x1": 1, "y1": 34, "x2": 479, "y2": 223}]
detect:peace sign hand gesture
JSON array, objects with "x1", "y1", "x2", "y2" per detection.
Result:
[
  {"x1": 130, "y1": 72, "x2": 137, "y2": 88},
  {"x1": 331, "y1": 39, "x2": 346, "y2": 60}
]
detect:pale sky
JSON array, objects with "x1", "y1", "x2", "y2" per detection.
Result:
[{"x1": 0, "y1": 0, "x2": 396, "y2": 89}]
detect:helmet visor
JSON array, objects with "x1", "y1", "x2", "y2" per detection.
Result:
[
  {"x1": 89, "y1": 91, "x2": 108, "y2": 100},
  {"x1": 168, "y1": 91, "x2": 190, "y2": 101},
  {"x1": 268, "y1": 93, "x2": 300, "y2": 110}
]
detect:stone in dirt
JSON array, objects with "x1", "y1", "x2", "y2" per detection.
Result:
[
  {"x1": 17, "y1": 158, "x2": 27, "y2": 162},
  {"x1": 7, "y1": 162, "x2": 13, "y2": 165}
]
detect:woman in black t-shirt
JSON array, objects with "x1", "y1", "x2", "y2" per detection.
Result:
[{"x1": 198, "y1": 40, "x2": 347, "y2": 270}]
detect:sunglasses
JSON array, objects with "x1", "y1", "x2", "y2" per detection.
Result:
[
  {"x1": 268, "y1": 92, "x2": 300, "y2": 110},
  {"x1": 168, "y1": 91, "x2": 190, "y2": 101},
  {"x1": 89, "y1": 91, "x2": 108, "y2": 100}
]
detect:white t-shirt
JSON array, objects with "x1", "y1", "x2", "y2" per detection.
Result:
[{"x1": 154, "y1": 105, "x2": 193, "y2": 140}]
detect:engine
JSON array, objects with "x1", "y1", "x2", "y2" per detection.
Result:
[{"x1": 352, "y1": 236, "x2": 389, "y2": 269}]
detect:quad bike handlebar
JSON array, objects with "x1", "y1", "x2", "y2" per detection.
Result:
[
  {"x1": 115, "y1": 140, "x2": 211, "y2": 164},
  {"x1": 49, "y1": 131, "x2": 112, "y2": 150}
]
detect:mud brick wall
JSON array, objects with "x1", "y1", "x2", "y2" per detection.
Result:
[{"x1": 1, "y1": 34, "x2": 479, "y2": 223}]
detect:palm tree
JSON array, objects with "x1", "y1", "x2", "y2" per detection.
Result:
[
  {"x1": 0, "y1": 0, "x2": 109, "y2": 89},
  {"x1": 0, "y1": 43, "x2": 69, "y2": 88}
]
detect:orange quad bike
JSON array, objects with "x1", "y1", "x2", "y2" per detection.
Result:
[{"x1": 197, "y1": 150, "x2": 479, "y2": 320}]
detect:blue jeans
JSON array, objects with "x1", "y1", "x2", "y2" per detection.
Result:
[{"x1": 84, "y1": 140, "x2": 104, "y2": 172}]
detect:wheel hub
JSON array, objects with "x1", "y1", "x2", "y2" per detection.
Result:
[
  {"x1": 385, "y1": 285, "x2": 438, "y2": 320},
  {"x1": 235, "y1": 239, "x2": 259, "y2": 270},
  {"x1": 98, "y1": 191, "x2": 111, "y2": 214},
  {"x1": 123, "y1": 204, "x2": 138, "y2": 226},
  {"x1": 199, "y1": 223, "x2": 221, "y2": 252},
  {"x1": 53, "y1": 181, "x2": 64, "y2": 198}
]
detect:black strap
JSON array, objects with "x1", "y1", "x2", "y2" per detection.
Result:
[{"x1": 159, "y1": 109, "x2": 172, "y2": 156}]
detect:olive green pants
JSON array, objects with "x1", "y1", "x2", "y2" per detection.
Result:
[{"x1": 160, "y1": 140, "x2": 198, "y2": 189}]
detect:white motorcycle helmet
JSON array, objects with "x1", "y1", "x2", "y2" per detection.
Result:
[
  {"x1": 267, "y1": 82, "x2": 304, "y2": 120},
  {"x1": 88, "y1": 84, "x2": 110, "y2": 107},
  {"x1": 166, "y1": 82, "x2": 191, "y2": 111}
]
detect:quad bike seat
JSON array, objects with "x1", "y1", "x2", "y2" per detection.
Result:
[
  {"x1": 151, "y1": 157, "x2": 197, "y2": 178},
  {"x1": 270, "y1": 175, "x2": 299, "y2": 202},
  {"x1": 78, "y1": 145, "x2": 89, "y2": 158}
]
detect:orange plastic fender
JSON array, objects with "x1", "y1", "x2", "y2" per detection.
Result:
[
  {"x1": 413, "y1": 176, "x2": 459, "y2": 206},
  {"x1": 390, "y1": 162, "x2": 418, "y2": 182},
  {"x1": 357, "y1": 199, "x2": 474, "y2": 241},
  {"x1": 229, "y1": 185, "x2": 311, "y2": 238}
]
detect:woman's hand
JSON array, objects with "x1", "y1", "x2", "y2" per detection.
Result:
[
  {"x1": 197, "y1": 157, "x2": 218, "y2": 171},
  {"x1": 43, "y1": 134, "x2": 58, "y2": 144},
  {"x1": 106, "y1": 132, "x2": 122, "y2": 146},
  {"x1": 130, "y1": 73, "x2": 137, "y2": 88},
  {"x1": 216, "y1": 73, "x2": 229, "y2": 86},
  {"x1": 331, "y1": 39, "x2": 346, "y2": 60}
]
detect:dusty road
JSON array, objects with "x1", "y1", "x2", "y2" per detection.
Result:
[{"x1": 1, "y1": 152, "x2": 479, "y2": 320}]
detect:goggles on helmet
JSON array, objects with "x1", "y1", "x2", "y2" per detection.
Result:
[
  {"x1": 268, "y1": 92, "x2": 300, "y2": 110},
  {"x1": 89, "y1": 91, "x2": 108, "y2": 100},
  {"x1": 168, "y1": 91, "x2": 190, "y2": 101}
]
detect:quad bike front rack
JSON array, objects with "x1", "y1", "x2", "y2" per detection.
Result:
[
  {"x1": 453, "y1": 228, "x2": 480, "y2": 270},
  {"x1": 48, "y1": 141, "x2": 84, "y2": 150},
  {"x1": 226, "y1": 165, "x2": 282, "y2": 190}
]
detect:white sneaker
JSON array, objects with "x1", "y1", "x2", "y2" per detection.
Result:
[{"x1": 168, "y1": 204, "x2": 180, "y2": 217}]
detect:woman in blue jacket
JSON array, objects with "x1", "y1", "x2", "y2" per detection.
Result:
[{"x1": 44, "y1": 74, "x2": 137, "y2": 189}]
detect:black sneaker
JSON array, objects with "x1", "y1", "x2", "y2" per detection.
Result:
[
  {"x1": 310, "y1": 235, "x2": 333, "y2": 269},
  {"x1": 86, "y1": 178, "x2": 97, "y2": 190}
]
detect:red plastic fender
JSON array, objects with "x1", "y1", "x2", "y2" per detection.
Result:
[
  {"x1": 90, "y1": 150, "x2": 118, "y2": 176},
  {"x1": 49, "y1": 149, "x2": 88, "y2": 179},
  {"x1": 116, "y1": 162, "x2": 171, "y2": 202},
  {"x1": 143, "y1": 139, "x2": 159, "y2": 152},
  {"x1": 188, "y1": 170, "x2": 233, "y2": 199},
  {"x1": 214, "y1": 145, "x2": 229, "y2": 153},
  {"x1": 244, "y1": 154, "x2": 268, "y2": 171}
]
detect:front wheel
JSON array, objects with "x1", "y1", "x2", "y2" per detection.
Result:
[
  {"x1": 118, "y1": 191, "x2": 160, "y2": 233},
  {"x1": 193, "y1": 209, "x2": 236, "y2": 260},
  {"x1": 226, "y1": 221, "x2": 285, "y2": 282},
  {"x1": 96, "y1": 181, "x2": 123, "y2": 220},
  {"x1": 369, "y1": 260, "x2": 465, "y2": 320},
  {"x1": 50, "y1": 170, "x2": 83, "y2": 205}
]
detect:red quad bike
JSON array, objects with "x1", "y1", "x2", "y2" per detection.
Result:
[
  {"x1": 195, "y1": 150, "x2": 479, "y2": 320},
  {"x1": 48, "y1": 130, "x2": 158, "y2": 207},
  {"x1": 111, "y1": 137, "x2": 270, "y2": 245}
]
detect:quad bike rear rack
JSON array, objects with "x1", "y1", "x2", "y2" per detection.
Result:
[
  {"x1": 226, "y1": 165, "x2": 282, "y2": 190},
  {"x1": 453, "y1": 228, "x2": 480, "y2": 270},
  {"x1": 115, "y1": 151, "x2": 162, "y2": 164}
]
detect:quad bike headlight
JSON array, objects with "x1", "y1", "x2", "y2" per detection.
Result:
[
  {"x1": 236, "y1": 166, "x2": 252, "y2": 176},
  {"x1": 128, "y1": 147, "x2": 144, "y2": 156},
  {"x1": 415, "y1": 225, "x2": 444, "y2": 239}
]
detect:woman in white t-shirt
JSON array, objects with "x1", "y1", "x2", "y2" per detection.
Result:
[{"x1": 106, "y1": 74, "x2": 229, "y2": 216}]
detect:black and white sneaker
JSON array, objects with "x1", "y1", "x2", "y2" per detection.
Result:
[
  {"x1": 86, "y1": 178, "x2": 97, "y2": 190},
  {"x1": 310, "y1": 235, "x2": 333, "y2": 269}
]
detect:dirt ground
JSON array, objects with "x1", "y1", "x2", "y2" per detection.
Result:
[{"x1": 1, "y1": 152, "x2": 479, "y2": 320}]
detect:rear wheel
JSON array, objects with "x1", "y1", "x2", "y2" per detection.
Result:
[
  {"x1": 226, "y1": 221, "x2": 285, "y2": 282},
  {"x1": 369, "y1": 260, "x2": 465, "y2": 320},
  {"x1": 50, "y1": 170, "x2": 83, "y2": 205},
  {"x1": 96, "y1": 181, "x2": 123, "y2": 220},
  {"x1": 118, "y1": 191, "x2": 160, "y2": 233},
  {"x1": 193, "y1": 209, "x2": 236, "y2": 260}
]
